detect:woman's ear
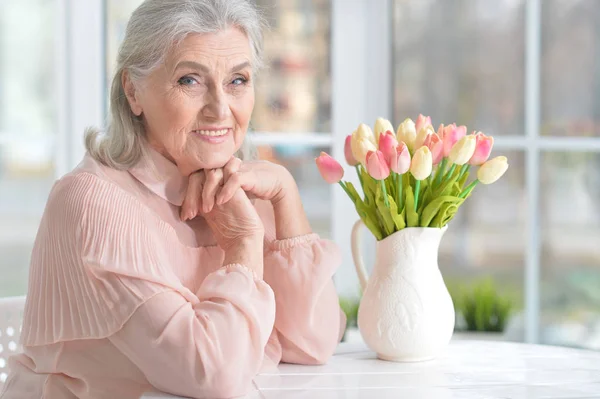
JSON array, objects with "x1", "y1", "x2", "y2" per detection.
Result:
[{"x1": 122, "y1": 70, "x2": 143, "y2": 116}]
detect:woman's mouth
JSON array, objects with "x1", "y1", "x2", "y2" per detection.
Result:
[{"x1": 192, "y1": 128, "x2": 231, "y2": 143}]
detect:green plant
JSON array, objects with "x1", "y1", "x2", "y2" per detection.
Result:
[
  {"x1": 456, "y1": 278, "x2": 513, "y2": 333},
  {"x1": 339, "y1": 296, "x2": 360, "y2": 341}
]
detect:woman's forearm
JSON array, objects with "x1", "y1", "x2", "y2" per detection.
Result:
[{"x1": 272, "y1": 182, "x2": 312, "y2": 240}]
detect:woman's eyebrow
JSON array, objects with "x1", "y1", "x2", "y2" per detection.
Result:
[
  {"x1": 174, "y1": 61, "x2": 209, "y2": 73},
  {"x1": 230, "y1": 61, "x2": 250, "y2": 72},
  {"x1": 173, "y1": 60, "x2": 251, "y2": 73}
]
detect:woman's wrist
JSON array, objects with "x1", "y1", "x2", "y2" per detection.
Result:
[
  {"x1": 222, "y1": 236, "x2": 264, "y2": 278},
  {"x1": 269, "y1": 164, "x2": 295, "y2": 205},
  {"x1": 271, "y1": 179, "x2": 312, "y2": 240}
]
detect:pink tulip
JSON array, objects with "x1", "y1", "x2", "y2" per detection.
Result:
[
  {"x1": 390, "y1": 142, "x2": 411, "y2": 174},
  {"x1": 315, "y1": 152, "x2": 344, "y2": 184},
  {"x1": 436, "y1": 123, "x2": 444, "y2": 137},
  {"x1": 378, "y1": 130, "x2": 398, "y2": 166},
  {"x1": 344, "y1": 135, "x2": 359, "y2": 166},
  {"x1": 469, "y1": 132, "x2": 494, "y2": 166},
  {"x1": 365, "y1": 150, "x2": 390, "y2": 180},
  {"x1": 425, "y1": 133, "x2": 444, "y2": 165},
  {"x1": 442, "y1": 124, "x2": 467, "y2": 157},
  {"x1": 415, "y1": 114, "x2": 432, "y2": 134},
  {"x1": 439, "y1": 123, "x2": 455, "y2": 140}
]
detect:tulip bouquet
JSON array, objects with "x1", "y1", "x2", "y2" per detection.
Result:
[{"x1": 315, "y1": 115, "x2": 509, "y2": 240}]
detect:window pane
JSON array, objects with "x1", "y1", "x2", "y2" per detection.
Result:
[
  {"x1": 541, "y1": 152, "x2": 600, "y2": 349},
  {"x1": 105, "y1": 0, "x2": 332, "y2": 133},
  {"x1": 0, "y1": 0, "x2": 57, "y2": 297},
  {"x1": 105, "y1": 0, "x2": 143, "y2": 88},
  {"x1": 392, "y1": 0, "x2": 525, "y2": 136},
  {"x1": 541, "y1": 1, "x2": 600, "y2": 137},
  {"x1": 257, "y1": 145, "x2": 330, "y2": 238},
  {"x1": 252, "y1": 0, "x2": 331, "y2": 132},
  {"x1": 252, "y1": 0, "x2": 331, "y2": 133},
  {"x1": 441, "y1": 151, "x2": 526, "y2": 337}
]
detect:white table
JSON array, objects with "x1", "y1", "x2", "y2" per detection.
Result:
[{"x1": 143, "y1": 340, "x2": 600, "y2": 398}]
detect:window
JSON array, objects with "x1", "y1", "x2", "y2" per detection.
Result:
[
  {"x1": 4, "y1": 0, "x2": 598, "y2": 350},
  {"x1": 539, "y1": 0, "x2": 600, "y2": 348},
  {"x1": 391, "y1": 0, "x2": 600, "y2": 348},
  {"x1": 0, "y1": 0, "x2": 58, "y2": 297}
]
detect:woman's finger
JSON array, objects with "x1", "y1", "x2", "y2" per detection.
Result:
[
  {"x1": 202, "y1": 168, "x2": 223, "y2": 213},
  {"x1": 217, "y1": 170, "x2": 246, "y2": 205},
  {"x1": 223, "y1": 156, "x2": 242, "y2": 181},
  {"x1": 181, "y1": 172, "x2": 205, "y2": 221}
]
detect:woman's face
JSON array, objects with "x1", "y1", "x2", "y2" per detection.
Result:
[{"x1": 125, "y1": 27, "x2": 255, "y2": 175}]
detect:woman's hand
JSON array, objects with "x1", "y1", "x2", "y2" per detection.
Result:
[
  {"x1": 182, "y1": 156, "x2": 311, "y2": 241},
  {"x1": 182, "y1": 171, "x2": 265, "y2": 274},
  {"x1": 214, "y1": 158, "x2": 295, "y2": 210}
]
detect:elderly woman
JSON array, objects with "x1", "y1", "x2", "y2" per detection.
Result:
[{"x1": 0, "y1": 1, "x2": 344, "y2": 398}]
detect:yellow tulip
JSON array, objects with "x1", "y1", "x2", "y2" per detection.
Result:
[
  {"x1": 448, "y1": 135, "x2": 477, "y2": 165},
  {"x1": 351, "y1": 125, "x2": 377, "y2": 165},
  {"x1": 374, "y1": 117, "x2": 394, "y2": 144},
  {"x1": 409, "y1": 146, "x2": 433, "y2": 180},
  {"x1": 396, "y1": 118, "x2": 417, "y2": 151},
  {"x1": 477, "y1": 156, "x2": 509, "y2": 184},
  {"x1": 353, "y1": 123, "x2": 376, "y2": 145},
  {"x1": 415, "y1": 125, "x2": 435, "y2": 150}
]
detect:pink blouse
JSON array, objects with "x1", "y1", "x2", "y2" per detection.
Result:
[{"x1": 0, "y1": 148, "x2": 345, "y2": 399}]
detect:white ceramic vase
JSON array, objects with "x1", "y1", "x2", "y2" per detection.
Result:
[{"x1": 351, "y1": 220, "x2": 454, "y2": 362}]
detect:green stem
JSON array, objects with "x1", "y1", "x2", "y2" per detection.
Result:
[
  {"x1": 338, "y1": 181, "x2": 355, "y2": 202},
  {"x1": 380, "y1": 180, "x2": 390, "y2": 207},
  {"x1": 396, "y1": 173, "x2": 402, "y2": 210},
  {"x1": 444, "y1": 163, "x2": 457, "y2": 180},
  {"x1": 459, "y1": 179, "x2": 479, "y2": 198},
  {"x1": 435, "y1": 158, "x2": 448, "y2": 186},
  {"x1": 355, "y1": 165, "x2": 364, "y2": 190},
  {"x1": 414, "y1": 180, "x2": 421, "y2": 211},
  {"x1": 458, "y1": 164, "x2": 471, "y2": 180}
]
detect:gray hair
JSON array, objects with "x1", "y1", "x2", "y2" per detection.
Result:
[{"x1": 85, "y1": 0, "x2": 265, "y2": 170}]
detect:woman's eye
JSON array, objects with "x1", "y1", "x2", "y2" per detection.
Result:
[
  {"x1": 231, "y1": 77, "x2": 248, "y2": 86},
  {"x1": 178, "y1": 76, "x2": 198, "y2": 86}
]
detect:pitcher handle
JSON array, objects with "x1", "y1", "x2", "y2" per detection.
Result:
[{"x1": 351, "y1": 219, "x2": 369, "y2": 292}]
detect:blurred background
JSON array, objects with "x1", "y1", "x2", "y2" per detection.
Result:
[{"x1": 0, "y1": 0, "x2": 599, "y2": 351}]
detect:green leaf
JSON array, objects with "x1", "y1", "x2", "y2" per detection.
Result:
[
  {"x1": 436, "y1": 171, "x2": 462, "y2": 197},
  {"x1": 404, "y1": 186, "x2": 419, "y2": 227},
  {"x1": 418, "y1": 179, "x2": 434, "y2": 214},
  {"x1": 385, "y1": 176, "x2": 395, "y2": 201},
  {"x1": 388, "y1": 195, "x2": 406, "y2": 230},
  {"x1": 345, "y1": 182, "x2": 361, "y2": 203},
  {"x1": 458, "y1": 168, "x2": 470, "y2": 188},
  {"x1": 375, "y1": 184, "x2": 395, "y2": 236},
  {"x1": 420, "y1": 196, "x2": 463, "y2": 227},
  {"x1": 360, "y1": 168, "x2": 377, "y2": 205},
  {"x1": 355, "y1": 202, "x2": 383, "y2": 240},
  {"x1": 430, "y1": 199, "x2": 464, "y2": 227},
  {"x1": 398, "y1": 206, "x2": 407, "y2": 229}
]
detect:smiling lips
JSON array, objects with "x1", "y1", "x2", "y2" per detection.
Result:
[
  {"x1": 194, "y1": 128, "x2": 229, "y2": 137},
  {"x1": 192, "y1": 128, "x2": 231, "y2": 143}
]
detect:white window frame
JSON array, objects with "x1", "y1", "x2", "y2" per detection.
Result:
[{"x1": 59, "y1": 0, "x2": 600, "y2": 344}]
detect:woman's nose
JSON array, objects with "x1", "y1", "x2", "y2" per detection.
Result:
[{"x1": 201, "y1": 87, "x2": 229, "y2": 121}]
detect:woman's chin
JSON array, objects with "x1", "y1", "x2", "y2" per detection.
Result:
[{"x1": 183, "y1": 154, "x2": 233, "y2": 173}]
